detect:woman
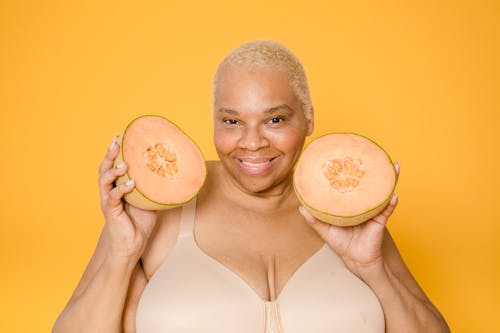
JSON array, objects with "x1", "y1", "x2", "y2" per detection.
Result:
[{"x1": 53, "y1": 40, "x2": 450, "y2": 333}]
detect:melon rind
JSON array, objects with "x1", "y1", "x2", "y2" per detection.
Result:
[
  {"x1": 114, "y1": 115, "x2": 206, "y2": 210},
  {"x1": 293, "y1": 133, "x2": 397, "y2": 227},
  {"x1": 296, "y1": 190, "x2": 394, "y2": 227}
]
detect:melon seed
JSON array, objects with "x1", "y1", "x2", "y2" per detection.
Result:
[
  {"x1": 322, "y1": 157, "x2": 365, "y2": 193},
  {"x1": 143, "y1": 143, "x2": 178, "y2": 177}
]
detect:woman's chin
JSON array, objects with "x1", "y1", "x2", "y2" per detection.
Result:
[{"x1": 234, "y1": 173, "x2": 293, "y2": 196}]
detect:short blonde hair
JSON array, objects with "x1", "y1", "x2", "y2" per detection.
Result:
[{"x1": 213, "y1": 40, "x2": 313, "y2": 121}]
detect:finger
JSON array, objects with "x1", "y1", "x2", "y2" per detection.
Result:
[
  {"x1": 106, "y1": 179, "x2": 135, "y2": 217},
  {"x1": 371, "y1": 193, "x2": 398, "y2": 225},
  {"x1": 394, "y1": 161, "x2": 400, "y2": 177},
  {"x1": 98, "y1": 136, "x2": 120, "y2": 176},
  {"x1": 99, "y1": 161, "x2": 128, "y2": 204},
  {"x1": 299, "y1": 205, "x2": 331, "y2": 240}
]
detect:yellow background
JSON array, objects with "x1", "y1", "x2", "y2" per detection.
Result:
[{"x1": 0, "y1": 1, "x2": 498, "y2": 332}]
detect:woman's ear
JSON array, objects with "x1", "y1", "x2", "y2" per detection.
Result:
[{"x1": 306, "y1": 106, "x2": 314, "y2": 136}]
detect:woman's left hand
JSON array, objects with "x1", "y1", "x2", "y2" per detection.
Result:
[{"x1": 299, "y1": 163, "x2": 400, "y2": 279}]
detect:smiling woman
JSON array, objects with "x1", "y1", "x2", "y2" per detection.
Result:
[
  {"x1": 213, "y1": 65, "x2": 312, "y2": 194},
  {"x1": 52, "y1": 40, "x2": 450, "y2": 333}
]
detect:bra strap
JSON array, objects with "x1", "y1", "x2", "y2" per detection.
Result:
[{"x1": 179, "y1": 196, "x2": 197, "y2": 238}]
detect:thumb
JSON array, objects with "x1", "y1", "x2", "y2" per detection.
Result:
[{"x1": 299, "y1": 205, "x2": 331, "y2": 240}]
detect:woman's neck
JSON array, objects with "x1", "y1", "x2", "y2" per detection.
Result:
[{"x1": 216, "y1": 162, "x2": 298, "y2": 214}]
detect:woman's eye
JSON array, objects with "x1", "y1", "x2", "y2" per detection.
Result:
[
  {"x1": 223, "y1": 119, "x2": 238, "y2": 125},
  {"x1": 269, "y1": 117, "x2": 284, "y2": 124}
]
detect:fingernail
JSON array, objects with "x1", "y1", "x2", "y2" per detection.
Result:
[
  {"x1": 109, "y1": 136, "x2": 119, "y2": 151},
  {"x1": 298, "y1": 205, "x2": 308, "y2": 217},
  {"x1": 125, "y1": 179, "x2": 134, "y2": 187},
  {"x1": 116, "y1": 161, "x2": 126, "y2": 169}
]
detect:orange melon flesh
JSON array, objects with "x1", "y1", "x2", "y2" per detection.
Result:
[
  {"x1": 114, "y1": 115, "x2": 206, "y2": 210},
  {"x1": 294, "y1": 133, "x2": 396, "y2": 226}
]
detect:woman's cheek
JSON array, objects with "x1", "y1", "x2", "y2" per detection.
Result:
[
  {"x1": 268, "y1": 127, "x2": 306, "y2": 151},
  {"x1": 214, "y1": 129, "x2": 240, "y2": 153}
]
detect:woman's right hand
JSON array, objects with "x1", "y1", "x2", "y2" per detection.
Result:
[{"x1": 98, "y1": 136, "x2": 158, "y2": 265}]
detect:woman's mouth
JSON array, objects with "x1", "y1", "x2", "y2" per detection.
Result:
[{"x1": 237, "y1": 157, "x2": 277, "y2": 175}]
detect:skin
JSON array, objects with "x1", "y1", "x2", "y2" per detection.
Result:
[
  {"x1": 213, "y1": 65, "x2": 313, "y2": 195},
  {"x1": 52, "y1": 65, "x2": 450, "y2": 333}
]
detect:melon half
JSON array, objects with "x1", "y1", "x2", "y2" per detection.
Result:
[
  {"x1": 114, "y1": 115, "x2": 206, "y2": 210},
  {"x1": 294, "y1": 133, "x2": 397, "y2": 226}
]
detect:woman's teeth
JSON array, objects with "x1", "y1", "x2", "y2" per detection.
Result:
[{"x1": 241, "y1": 160, "x2": 270, "y2": 168}]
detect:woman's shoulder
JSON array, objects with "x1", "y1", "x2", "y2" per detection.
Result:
[
  {"x1": 199, "y1": 160, "x2": 223, "y2": 193},
  {"x1": 140, "y1": 160, "x2": 221, "y2": 277},
  {"x1": 205, "y1": 160, "x2": 222, "y2": 175}
]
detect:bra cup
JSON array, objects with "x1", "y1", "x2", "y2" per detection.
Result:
[
  {"x1": 137, "y1": 237, "x2": 265, "y2": 333},
  {"x1": 278, "y1": 246, "x2": 385, "y2": 333}
]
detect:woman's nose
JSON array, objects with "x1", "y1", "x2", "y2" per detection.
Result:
[{"x1": 239, "y1": 126, "x2": 269, "y2": 151}]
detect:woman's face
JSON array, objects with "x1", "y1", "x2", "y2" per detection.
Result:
[{"x1": 213, "y1": 66, "x2": 313, "y2": 194}]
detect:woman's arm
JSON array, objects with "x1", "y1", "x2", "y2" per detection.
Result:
[
  {"x1": 52, "y1": 137, "x2": 157, "y2": 333},
  {"x1": 52, "y1": 240, "x2": 139, "y2": 333},
  {"x1": 360, "y1": 229, "x2": 450, "y2": 332}
]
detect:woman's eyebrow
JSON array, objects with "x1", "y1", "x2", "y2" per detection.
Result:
[
  {"x1": 217, "y1": 108, "x2": 238, "y2": 115},
  {"x1": 265, "y1": 104, "x2": 294, "y2": 114},
  {"x1": 217, "y1": 104, "x2": 294, "y2": 115}
]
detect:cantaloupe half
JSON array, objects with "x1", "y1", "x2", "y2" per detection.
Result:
[
  {"x1": 294, "y1": 133, "x2": 397, "y2": 226},
  {"x1": 114, "y1": 115, "x2": 206, "y2": 210}
]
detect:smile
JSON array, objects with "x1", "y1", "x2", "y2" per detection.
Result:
[{"x1": 237, "y1": 157, "x2": 277, "y2": 174}]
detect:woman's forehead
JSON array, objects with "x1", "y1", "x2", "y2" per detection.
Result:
[
  {"x1": 217, "y1": 64, "x2": 289, "y2": 82},
  {"x1": 215, "y1": 67, "x2": 294, "y2": 97},
  {"x1": 214, "y1": 71, "x2": 299, "y2": 112}
]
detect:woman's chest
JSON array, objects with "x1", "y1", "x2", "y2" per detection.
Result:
[{"x1": 194, "y1": 209, "x2": 324, "y2": 301}]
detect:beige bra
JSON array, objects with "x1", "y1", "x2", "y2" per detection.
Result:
[{"x1": 136, "y1": 198, "x2": 385, "y2": 333}]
